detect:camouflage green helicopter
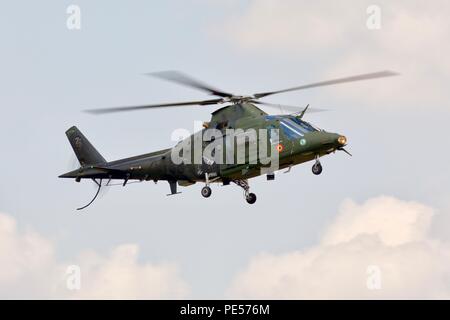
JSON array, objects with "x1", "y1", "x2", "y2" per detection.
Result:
[{"x1": 59, "y1": 70, "x2": 397, "y2": 209}]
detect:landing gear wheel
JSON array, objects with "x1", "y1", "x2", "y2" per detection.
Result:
[
  {"x1": 201, "y1": 186, "x2": 212, "y2": 198},
  {"x1": 246, "y1": 193, "x2": 257, "y2": 204},
  {"x1": 312, "y1": 162, "x2": 323, "y2": 175}
]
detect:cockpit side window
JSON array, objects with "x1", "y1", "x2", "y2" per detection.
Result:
[
  {"x1": 266, "y1": 115, "x2": 318, "y2": 140},
  {"x1": 290, "y1": 117, "x2": 318, "y2": 132},
  {"x1": 279, "y1": 119, "x2": 303, "y2": 139}
]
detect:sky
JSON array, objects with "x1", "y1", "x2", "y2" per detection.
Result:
[{"x1": 1, "y1": 0, "x2": 450, "y2": 299}]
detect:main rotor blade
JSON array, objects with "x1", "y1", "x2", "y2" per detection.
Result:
[
  {"x1": 146, "y1": 70, "x2": 234, "y2": 98},
  {"x1": 85, "y1": 98, "x2": 223, "y2": 114},
  {"x1": 252, "y1": 100, "x2": 327, "y2": 113},
  {"x1": 253, "y1": 70, "x2": 399, "y2": 99}
]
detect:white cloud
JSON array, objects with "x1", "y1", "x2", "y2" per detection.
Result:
[
  {"x1": 322, "y1": 197, "x2": 433, "y2": 246},
  {"x1": 72, "y1": 245, "x2": 188, "y2": 299},
  {"x1": 0, "y1": 213, "x2": 188, "y2": 299},
  {"x1": 227, "y1": 196, "x2": 450, "y2": 299},
  {"x1": 218, "y1": 0, "x2": 450, "y2": 108},
  {"x1": 0, "y1": 213, "x2": 61, "y2": 298}
]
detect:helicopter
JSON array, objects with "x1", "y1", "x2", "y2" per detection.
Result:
[{"x1": 59, "y1": 70, "x2": 397, "y2": 209}]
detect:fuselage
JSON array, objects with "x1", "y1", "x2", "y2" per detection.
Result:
[{"x1": 85, "y1": 103, "x2": 346, "y2": 184}]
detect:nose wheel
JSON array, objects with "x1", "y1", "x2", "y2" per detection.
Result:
[
  {"x1": 246, "y1": 192, "x2": 257, "y2": 204},
  {"x1": 312, "y1": 158, "x2": 323, "y2": 175}
]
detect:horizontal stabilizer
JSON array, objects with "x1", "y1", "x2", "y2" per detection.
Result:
[{"x1": 59, "y1": 166, "x2": 125, "y2": 179}]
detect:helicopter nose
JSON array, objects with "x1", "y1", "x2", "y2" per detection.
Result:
[{"x1": 337, "y1": 135, "x2": 347, "y2": 146}]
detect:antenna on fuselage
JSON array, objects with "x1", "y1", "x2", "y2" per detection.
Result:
[{"x1": 298, "y1": 104, "x2": 310, "y2": 119}]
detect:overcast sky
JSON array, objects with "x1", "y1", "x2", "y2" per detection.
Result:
[{"x1": 1, "y1": 0, "x2": 450, "y2": 299}]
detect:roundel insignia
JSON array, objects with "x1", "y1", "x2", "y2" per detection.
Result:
[
  {"x1": 300, "y1": 138, "x2": 306, "y2": 146},
  {"x1": 276, "y1": 144, "x2": 284, "y2": 153}
]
